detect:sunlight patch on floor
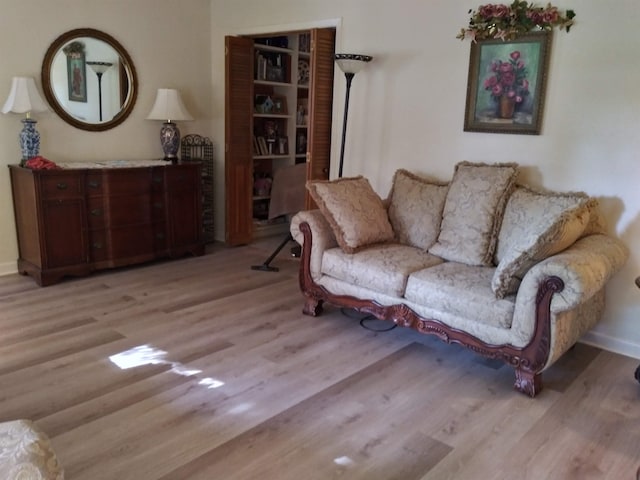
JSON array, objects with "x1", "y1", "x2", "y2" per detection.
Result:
[{"x1": 109, "y1": 344, "x2": 224, "y2": 389}]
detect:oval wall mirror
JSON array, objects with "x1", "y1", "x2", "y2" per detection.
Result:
[{"x1": 41, "y1": 28, "x2": 138, "y2": 131}]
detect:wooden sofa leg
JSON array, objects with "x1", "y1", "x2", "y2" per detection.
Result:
[
  {"x1": 514, "y1": 369, "x2": 543, "y2": 397},
  {"x1": 303, "y1": 296, "x2": 323, "y2": 316}
]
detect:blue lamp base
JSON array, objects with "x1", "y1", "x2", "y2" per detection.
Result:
[
  {"x1": 20, "y1": 118, "x2": 41, "y2": 165},
  {"x1": 160, "y1": 121, "x2": 181, "y2": 161}
]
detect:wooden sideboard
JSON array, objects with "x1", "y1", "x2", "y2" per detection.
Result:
[{"x1": 9, "y1": 162, "x2": 205, "y2": 286}]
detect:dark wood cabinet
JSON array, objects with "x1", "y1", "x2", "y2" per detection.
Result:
[{"x1": 9, "y1": 162, "x2": 204, "y2": 286}]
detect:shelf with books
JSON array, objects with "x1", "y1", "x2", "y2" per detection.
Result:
[
  {"x1": 254, "y1": 46, "x2": 291, "y2": 83},
  {"x1": 225, "y1": 28, "x2": 335, "y2": 246}
]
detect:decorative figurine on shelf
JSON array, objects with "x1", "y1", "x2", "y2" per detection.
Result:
[
  {"x1": 254, "y1": 174, "x2": 272, "y2": 197},
  {"x1": 296, "y1": 132, "x2": 307, "y2": 154},
  {"x1": 265, "y1": 120, "x2": 277, "y2": 154},
  {"x1": 296, "y1": 101, "x2": 308, "y2": 126}
]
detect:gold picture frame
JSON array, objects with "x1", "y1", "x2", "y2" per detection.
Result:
[{"x1": 463, "y1": 32, "x2": 551, "y2": 135}]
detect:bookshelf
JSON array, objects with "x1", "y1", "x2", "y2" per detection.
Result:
[{"x1": 225, "y1": 29, "x2": 336, "y2": 245}]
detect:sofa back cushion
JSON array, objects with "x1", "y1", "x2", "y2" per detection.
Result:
[
  {"x1": 428, "y1": 161, "x2": 518, "y2": 266},
  {"x1": 307, "y1": 176, "x2": 395, "y2": 254},
  {"x1": 387, "y1": 169, "x2": 448, "y2": 249},
  {"x1": 491, "y1": 186, "x2": 595, "y2": 298}
]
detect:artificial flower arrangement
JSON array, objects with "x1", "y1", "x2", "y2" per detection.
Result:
[{"x1": 457, "y1": 1, "x2": 576, "y2": 41}]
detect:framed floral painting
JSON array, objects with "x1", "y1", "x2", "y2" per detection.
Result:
[{"x1": 463, "y1": 32, "x2": 551, "y2": 135}]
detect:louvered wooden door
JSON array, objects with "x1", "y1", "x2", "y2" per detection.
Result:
[
  {"x1": 224, "y1": 29, "x2": 335, "y2": 245},
  {"x1": 225, "y1": 36, "x2": 254, "y2": 246}
]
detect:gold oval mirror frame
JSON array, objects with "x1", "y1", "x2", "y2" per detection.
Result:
[{"x1": 41, "y1": 28, "x2": 138, "y2": 131}]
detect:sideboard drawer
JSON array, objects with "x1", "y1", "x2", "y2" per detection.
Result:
[
  {"x1": 86, "y1": 174, "x2": 104, "y2": 194},
  {"x1": 107, "y1": 193, "x2": 153, "y2": 226},
  {"x1": 89, "y1": 231, "x2": 108, "y2": 262},
  {"x1": 87, "y1": 197, "x2": 106, "y2": 230},
  {"x1": 40, "y1": 174, "x2": 83, "y2": 198}
]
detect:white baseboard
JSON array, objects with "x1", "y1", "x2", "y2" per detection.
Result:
[
  {"x1": 0, "y1": 261, "x2": 17, "y2": 277},
  {"x1": 580, "y1": 331, "x2": 640, "y2": 361}
]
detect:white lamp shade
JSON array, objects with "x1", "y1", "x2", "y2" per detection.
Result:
[
  {"x1": 146, "y1": 88, "x2": 193, "y2": 122},
  {"x1": 334, "y1": 54, "x2": 373, "y2": 74},
  {"x1": 1, "y1": 77, "x2": 49, "y2": 115}
]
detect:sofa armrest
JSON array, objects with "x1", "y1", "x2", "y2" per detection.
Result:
[
  {"x1": 290, "y1": 210, "x2": 338, "y2": 281},
  {"x1": 512, "y1": 233, "x2": 629, "y2": 338}
]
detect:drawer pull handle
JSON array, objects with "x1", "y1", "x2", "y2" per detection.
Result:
[
  {"x1": 92, "y1": 242, "x2": 103, "y2": 249},
  {"x1": 153, "y1": 177, "x2": 163, "y2": 183},
  {"x1": 56, "y1": 182, "x2": 68, "y2": 190},
  {"x1": 156, "y1": 233, "x2": 165, "y2": 240},
  {"x1": 90, "y1": 208, "x2": 102, "y2": 216},
  {"x1": 88, "y1": 180, "x2": 100, "y2": 188},
  {"x1": 153, "y1": 202, "x2": 163, "y2": 209}
]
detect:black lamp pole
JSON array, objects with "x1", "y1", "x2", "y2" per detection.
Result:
[
  {"x1": 334, "y1": 53, "x2": 372, "y2": 178},
  {"x1": 87, "y1": 61, "x2": 113, "y2": 122},
  {"x1": 338, "y1": 72, "x2": 354, "y2": 178},
  {"x1": 95, "y1": 71, "x2": 104, "y2": 121}
]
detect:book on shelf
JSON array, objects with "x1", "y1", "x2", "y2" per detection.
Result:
[
  {"x1": 255, "y1": 51, "x2": 287, "y2": 82},
  {"x1": 257, "y1": 136, "x2": 269, "y2": 156}
]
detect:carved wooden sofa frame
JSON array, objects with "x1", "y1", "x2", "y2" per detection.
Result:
[{"x1": 297, "y1": 221, "x2": 565, "y2": 398}]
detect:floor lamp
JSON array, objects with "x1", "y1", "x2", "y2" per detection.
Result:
[
  {"x1": 87, "y1": 61, "x2": 113, "y2": 122},
  {"x1": 334, "y1": 53, "x2": 372, "y2": 178},
  {"x1": 335, "y1": 54, "x2": 389, "y2": 332}
]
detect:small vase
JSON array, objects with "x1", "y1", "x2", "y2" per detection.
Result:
[{"x1": 498, "y1": 95, "x2": 516, "y2": 119}]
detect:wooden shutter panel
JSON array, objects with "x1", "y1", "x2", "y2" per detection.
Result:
[
  {"x1": 225, "y1": 36, "x2": 254, "y2": 245},
  {"x1": 305, "y1": 28, "x2": 335, "y2": 210}
]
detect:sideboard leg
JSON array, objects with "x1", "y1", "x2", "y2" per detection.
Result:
[{"x1": 514, "y1": 369, "x2": 542, "y2": 397}]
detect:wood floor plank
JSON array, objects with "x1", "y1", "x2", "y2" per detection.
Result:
[{"x1": 0, "y1": 241, "x2": 638, "y2": 479}]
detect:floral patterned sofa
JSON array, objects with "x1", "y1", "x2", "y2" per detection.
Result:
[
  {"x1": 0, "y1": 419, "x2": 64, "y2": 479},
  {"x1": 290, "y1": 162, "x2": 628, "y2": 397}
]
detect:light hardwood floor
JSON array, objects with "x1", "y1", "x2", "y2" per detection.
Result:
[{"x1": 0, "y1": 237, "x2": 639, "y2": 480}]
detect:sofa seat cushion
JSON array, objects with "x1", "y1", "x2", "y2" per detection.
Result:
[
  {"x1": 321, "y1": 244, "x2": 444, "y2": 297},
  {"x1": 405, "y1": 262, "x2": 515, "y2": 329}
]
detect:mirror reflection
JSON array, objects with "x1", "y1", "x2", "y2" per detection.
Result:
[{"x1": 42, "y1": 28, "x2": 137, "y2": 131}]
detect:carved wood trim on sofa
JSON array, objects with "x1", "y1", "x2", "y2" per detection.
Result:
[{"x1": 297, "y1": 221, "x2": 565, "y2": 397}]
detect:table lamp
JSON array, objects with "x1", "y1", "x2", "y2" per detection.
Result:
[
  {"x1": 1, "y1": 76, "x2": 49, "y2": 164},
  {"x1": 146, "y1": 88, "x2": 193, "y2": 160}
]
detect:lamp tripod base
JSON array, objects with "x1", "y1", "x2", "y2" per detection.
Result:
[{"x1": 250, "y1": 233, "x2": 294, "y2": 272}]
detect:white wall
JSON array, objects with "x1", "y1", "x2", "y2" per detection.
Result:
[
  {"x1": 0, "y1": 0, "x2": 637, "y2": 359},
  {"x1": 0, "y1": 0, "x2": 212, "y2": 272},
  {"x1": 210, "y1": 0, "x2": 640, "y2": 358}
]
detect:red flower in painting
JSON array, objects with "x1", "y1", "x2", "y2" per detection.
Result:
[{"x1": 483, "y1": 50, "x2": 529, "y2": 104}]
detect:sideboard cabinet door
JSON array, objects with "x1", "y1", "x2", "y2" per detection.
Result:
[
  {"x1": 9, "y1": 166, "x2": 90, "y2": 286},
  {"x1": 165, "y1": 163, "x2": 204, "y2": 256}
]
